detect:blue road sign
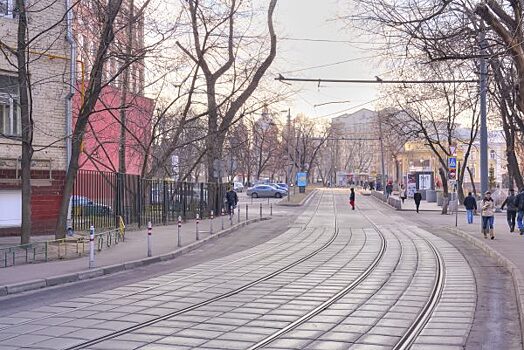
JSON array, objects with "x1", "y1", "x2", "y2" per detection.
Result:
[
  {"x1": 448, "y1": 157, "x2": 457, "y2": 169},
  {"x1": 297, "y1": 172, "x2": 307, "y2": 187}
]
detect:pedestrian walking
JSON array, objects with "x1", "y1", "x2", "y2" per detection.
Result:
[
  {"x1": 481, "y1": 192, "x2": 495, "y2": 240},
  {"x1": 349, "y1": 188, "x2": 355, "y2": 210},
  {"x1": 386, "y1": 183, "x2": 393, "y2": 198},
  {"x1": 414, "y1": 190, "x2": 422, "y2": 213},
  {"x1": 226, "y1": 187, "x2": 238, "y2": 215},
  {"x1": 515, "y1": 188, "x2": 524, "y2": 235},
  {"x1": 400, "y1": 185, "x2": 407, "y2": 204},
  {"x1": 501, "y1": 189, "x2": 517, "y2": 232},
  {"x1": 463, "y1": 192, "x2": 477, "y2": 224}
]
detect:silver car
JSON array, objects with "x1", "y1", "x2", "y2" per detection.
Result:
[{"x1": 247, "y1": 184, "x2": 287, "y2": 198}]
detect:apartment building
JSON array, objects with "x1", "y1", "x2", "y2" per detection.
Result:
[
  {"x1": 73, "y1": 0, "x2": 153, "y2": 176},
  {"x1": 0, "y1": 0, "x2": 70, "y2": 235}
]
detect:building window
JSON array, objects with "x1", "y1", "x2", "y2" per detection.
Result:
[
  {"x1": 0, "y1": 94, "x2": 20, "y2": 137},
  {"x1": 0, "y1": 75, "x2": 20, "y2": 137},
  {"x1": 0, "y1": 0, "x2": 14, "y2": 18},
  {"x1": 490, "y1": 150, "x2": 496, "y2": 160}
]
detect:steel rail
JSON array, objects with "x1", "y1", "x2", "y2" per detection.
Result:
[
  {"x1": 65, "y1": 191, "x2": 341, "y2": 350},
  {"x1": 393, "y1": 236, "x2": 445, "y2": 350},
  {"x1": 363, "y1": 195, "x2": 446, "y2": 349},
  {"x1": 0, "y1": 192, "x2": 326, "y2": 331},
  {"x1": 247, "y1": 198, "x2": 387, "y2": 350}
]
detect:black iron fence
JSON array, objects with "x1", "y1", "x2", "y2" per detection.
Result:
[{"x1": 72, "y1": 170, "x2": 228, "y2": 231}]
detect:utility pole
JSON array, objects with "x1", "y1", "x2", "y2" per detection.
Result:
[
  {"x1": 479, "y1": 26, "x2": 488, "y2": 195},
  {"x1": 378, "y1": 112, "x2": 387, "y2": 194},
  {"x1": 285, "y1": 109, "x2": 291, "y2": 201}
]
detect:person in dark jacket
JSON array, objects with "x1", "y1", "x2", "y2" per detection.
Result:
[
  {"x1": 515, "y1": 188, "x2": 524, "y2": 234},
  {"x1": 349, "y1": 188, "x2": 355, "y2": 210},
  {"x1": 463, "y1": 192, "x2": 477, "y2": 224},
  {"x1": 225, "y1": 187, "x2": 238, "y2": 215},
  {"x1": 501, "y1": 189, "x2": 518, "y2": 232},
  {"x1": 414, "y1": 190, "x2": 422, "y2": 213}
]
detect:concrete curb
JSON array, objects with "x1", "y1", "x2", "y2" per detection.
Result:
[
  {"x1": 445, "y1": 226, "x2": 524, "y2": 343},
  {"x1": 277, "y1": 189, "x2": 318, "y2": 207},
  {"x1": 0, "y1": 216, "x2": 271, "y2": 298}
]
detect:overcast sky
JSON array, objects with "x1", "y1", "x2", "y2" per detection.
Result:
[{"x1": 272, "y1": 0, "x2": 386, "y2": 120}]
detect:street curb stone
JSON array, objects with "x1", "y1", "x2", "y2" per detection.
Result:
[
  {"x1": 6, "y1": 279, "x2": 46, "y2": 294},
  {"x1": 46, "y1": 273, "x2": 80, "y2": 287},
  {"x1": 277, "y1": 189, "x2": 318, "y2": 207},
  {"x1": 0, "y1": 216, "x2": 270, "y2": 298},
  {"x1": 446, "y1": 226, "x2": 524, "y2": 344}
]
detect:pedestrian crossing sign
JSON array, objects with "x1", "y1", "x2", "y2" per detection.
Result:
[{"x1": 448, "y1": 157, "x2": 457, "y2": 169}]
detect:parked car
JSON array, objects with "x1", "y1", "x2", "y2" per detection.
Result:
[
  {"x1": 71, "y1": 195, "x2": 112, "y2": 216},
  {"x1": 276, "y1": 183, "x2": 289, "y2": 191},
  {"x1": 234, "y1": 182, "x2": 244, "y2": 192},
  {"x1": 269, "y1": 183, "x2": 288, "y2": 193},
  {"x1": 247, "y1": 184, "x2": 287, "y2": 198}
]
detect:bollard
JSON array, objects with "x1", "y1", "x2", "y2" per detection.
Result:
[
  {"x1": 246, "y1": 204, "x2": 248, "y2": 221},
  {"x1": 230, "y1": 206, "x2": 233, "y2": 226},
  {"x1": 270, "y1": 203, "x2": 273, "y2": 216},
  {"x1": 89, "y1": 225, "x2": 95, "y2": 268},
  {"x1": 237, "y1": 205, "x2": 240, "y2": 223},
  {"x1": 210, "y1": 210, "x2": 214, "y2": 234},
  {"x1": 147, "y1": 221, "x2": 152, "y2": 257},
  {"x1": 268, "y1": 197, "x2": 270, "y2": 205},
  {"x1": 259, "y1": 203, "x2": 262, "y2": 218},
  {"x1": 196, "y1": 213, "x2": 200, "y2": 241},
  {"x1": 177, "y1": 216, "x2": 182, "y2": 247},
  {"x1": 221, "y1": 208, "x2": 225, "y2": 230}
]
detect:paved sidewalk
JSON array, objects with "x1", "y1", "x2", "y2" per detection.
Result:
[
  {"x1": 0, "y1": 201, "x2": 290, "y2": 292},
  {"x1": 395, "y1": 196, "x2": 467, "y2": 212}
]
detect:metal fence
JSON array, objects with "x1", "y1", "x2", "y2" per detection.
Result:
[
  {"x1": 0, "y1": 226, "x2": 125, "y2": 268},
  {"x1": 72, "y1": 170, "x2": 229, "y2": 232}
]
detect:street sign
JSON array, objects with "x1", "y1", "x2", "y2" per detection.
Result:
[
  {"x1": 297, "y1": 172, "x2": 307, "y2": 187},
  {"x1": 448, "y1": 157, "x2": 457, "y2": 169},
  {"x1": 448, "y1": 168, "x2": 457, "y2": 180},
  {"x1": 450, "y1": 146, "x2": 456, "y2": 156}
]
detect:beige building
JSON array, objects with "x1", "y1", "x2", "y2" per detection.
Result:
[
  {"x1": 331, "y1": 108, "x2": 382, "y2": 185},
  {"x1": 0, "y1": 0, "x2": 70, "y2": 234}
]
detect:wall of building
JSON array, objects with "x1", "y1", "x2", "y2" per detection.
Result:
[
  {"x1": 0, "y1": 0, "x2": 70, "y2": 237},
  {"x1": 74, "y1": 85, "x2": 153, "y2": 176}
]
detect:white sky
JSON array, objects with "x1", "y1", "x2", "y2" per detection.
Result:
[{"x1": 273, "y1": 0, "x2": 386, "y2": 119}]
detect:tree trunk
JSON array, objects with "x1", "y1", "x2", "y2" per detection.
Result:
[
  {"x1": 17, "y1": 0, "x2": 31, "y2": 244},
  {"x1": 55, "y1": 0, "x2": 124, "y2": 238},
  {"x1": 439, "y1": 167, "x2": 449, "y2": 215}
]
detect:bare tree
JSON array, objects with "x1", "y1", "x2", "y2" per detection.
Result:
[
  {"x1": 56, "y1": 0, "x2": 130, "y2": 238},
  {"x1": 382, "y1": 64, "x2": 479, "y2": 213},
  {"x1": 176, "y1": 0, "x2": 278, "y2": 184}
]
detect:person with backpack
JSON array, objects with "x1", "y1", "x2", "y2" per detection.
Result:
[
  {"x1": 463, "y1": 192, "x2": 477, "y2": 224},
  {"x1": 481, "y1": 192, "x2": 495, "y2": 239},
  {"x1": 515, "y1": 188, "x2": 524, "y2": 235},
  {"x1": 501, "y1": 189, "x2": 518, "y2": 232},
  {"x1": 349, "y1": 188, "x2": 356, "y2": 210}
]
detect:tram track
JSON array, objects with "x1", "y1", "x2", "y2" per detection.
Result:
[
  {"x1": 247, "y1": 194, "x2": 445, "y2": 349},
  {"x1": 63, "y1": 190, "x2": 341, "y2": 350},
  {"x1": 362, "y1": 196, "x2": 446, "y2": 350},
  {"x1": 0, "y1": 191, "x2": 328, "y2": 333}
]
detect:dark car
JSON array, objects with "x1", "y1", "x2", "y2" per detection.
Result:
[{"x1": 71, "y1": 195, "x2": 112, "y2": 216}]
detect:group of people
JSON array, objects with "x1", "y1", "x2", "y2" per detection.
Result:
[{"x1": 464, "y1": 188, "x2": 524, "y2": 239}]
